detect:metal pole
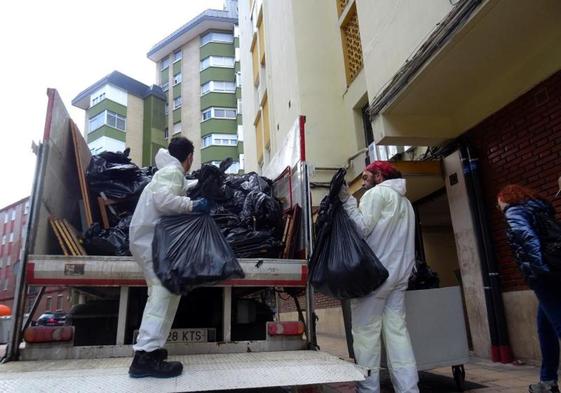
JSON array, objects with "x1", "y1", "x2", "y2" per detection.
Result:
[
  {"x1": 223, "y1": 286, "x2": 232, "y2": 342},
  {"x1": 302, "y1": 162, "x2": 317, "y2": 349}
]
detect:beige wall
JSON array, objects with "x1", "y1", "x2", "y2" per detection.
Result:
[
  {"x1": 181, "y1": 40, "x2": 203, "y2": 171},
  {"x1": 125, "y1": 94, "x2": 144, "y2": 166},
  {"x1": 356, "y1": 0, "x2": 453, "y2": 100},
  {"x1": 502, "y1": 290, "x2": 540, "y2": 364}
]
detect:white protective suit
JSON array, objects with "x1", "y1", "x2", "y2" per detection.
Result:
[
  {"x1": 342, "y1": 178, "x2": 419, "y2": 393},
  {"x1": 129, "y1": 149, "x2": 194, "y2": 352}
]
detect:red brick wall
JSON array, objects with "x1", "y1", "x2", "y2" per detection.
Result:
[
  {"x1": 280, "y1": 292, "x2": 341, "y2": 313},
  {"x1": 465, "y1": 70, "x2": 561, "y2": 292}
]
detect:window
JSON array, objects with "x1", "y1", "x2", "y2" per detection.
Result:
[
  {"x1": 1, "y1": 235, "x2": 5, "y2": 245},
  {"x1": 173, "y1": 122, "x2": 182, "y2": 134},
  {"x1": 200, "y1": 81, "x2": 236, "y2": 95},
  {"x1": 207, "y1": 160, "x2": 240, "y2": 174},
  {"x1": 88, "y1": 111, "x2": 126, "y2": 133},
  {"x1": 46, "y1": 297, "x2": 52, "y2": 311},
  {"x1": 201, "y1": 134, "x2": 238, "y2": 148},
  {"x1": 24, "y1": 201, "x2": 30, "y2": 215},
  {"x1": 91, "y1": 92, "x2": 106, "y2": 106},
  {"x1": 9, "y1": 233, "x2": 14, "y2": 243},
  {"x1": 173, "y1": 73, "x2": 182, "y2": 85},
  {"x1": 3, "y1": 275, "x2": 7, "y2": 291},
  {"x1": 56, "y1": 295, "x2": 63, "y2": 311},
  {"x1": 237, "y1": 99, "x2": 242, "y2": 114},
  {"x1": 11, "y1": 210, "x2": 15, "y2": 220},
  {"x1": 3, "y1": 214, "x2": 7, "y2": 223},
  {"x1": 173, "y1": 50, "x2": 182, "y2": 63},
  {"x1": 106, "y1": 111, "x2": 126, "y2": 131},
  {"x1": 164, "y1": 127, "x2": 169, "y2": 139},
  {"x1": 201, "y1": 107, "x2": 237, "y2": 121},
  {"x1": 164, "y1": 103, "x2": 169, "y2": 116},
  {"x1": 160, "y1": 56, "x2": 170, "y2": 70},
  {"x1": 201, "y1": 32, "x2": 234, "y2": 46},
  {"x1": 173, "y1": 96, "x2": 182, "y2": 110},
  {"x1": 236, "y1": 71, "x2": 241, "y2": 87},
  {"x1": 199, "y1": 56, "x2": 235, "y2": 71},
  {"x1": 162, "y1": 81, "x2": 169, "y2": 92}
]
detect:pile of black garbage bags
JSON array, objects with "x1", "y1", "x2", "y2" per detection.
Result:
[{"x1": 83, "y1": 152, "x2": 283, "y2": 262}]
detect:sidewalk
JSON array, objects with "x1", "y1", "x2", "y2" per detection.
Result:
[{"x1": 318, "y1": 333, "x2": 539, "y2": 393}]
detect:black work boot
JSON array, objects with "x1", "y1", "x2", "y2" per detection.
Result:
[
  {"x1": 129, "y1": 348, "x2": 183, "y2": 378},
  {"x1": 529, "y1": 381, "x2": 560, "y2": 393}
]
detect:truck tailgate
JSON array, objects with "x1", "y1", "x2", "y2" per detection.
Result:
[{"x1": 0, "y1": 350, "x2": 364, "y2": 392}]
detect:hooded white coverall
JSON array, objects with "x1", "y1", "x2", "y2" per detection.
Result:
[
  {"x1": 130, "y1": 149, "x2": 194, "y2": 352},
  {"x1": 342, "y1": 178, "x2": 419, "y2": 393}
]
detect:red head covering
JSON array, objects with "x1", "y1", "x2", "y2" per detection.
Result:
[{"x1": 365, "y1": 161, "x2": 401, "y2": 179}]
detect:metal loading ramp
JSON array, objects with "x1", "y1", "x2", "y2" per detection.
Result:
[{"x1": 0, "y1": 350, "x2": 365, "y2": 392}]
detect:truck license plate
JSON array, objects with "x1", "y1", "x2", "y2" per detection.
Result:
[{"x1": 133, "y1": 328, "x2": 216, "y2": 344}]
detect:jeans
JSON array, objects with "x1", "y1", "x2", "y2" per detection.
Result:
[{"x1": 533, "y1": 279, "x2": 561, "y2": 382}]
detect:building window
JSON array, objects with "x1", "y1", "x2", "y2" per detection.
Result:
[
  {"x1": 199, "y1": 56, "x2": 235, "y2": 71},
  {"x1": 207, "y1": 160, "x2": 240, "y2": 174},
  {"x1": 173, "y1": 73, "x2": 182, "y2": 86},
  {"x1": 11, "y1": 210, "x2": 16, "y2": 220},
  {"x1": 9, "y1": 233, "x2": 14, "y2": 243},
  {"x1": 162, "y1": 81, "x2": 169, "y2": 92},
  {"x1": 164, "y1": 103, "x2": 169, "y2": 116},
  {"x1": 173, "y1": 50, "x2": 182, "y2": 63},
  {"x1": 164, "y1": 127, "x2": 169, "y2": 139},
  {"x1": 173, "y1": 96, "x2": 182, "y2": 110},
  {"x1": 3, "y1": 213, "x2": 8, "y2": 223},
  {"x1": 46, "y1": 297, "x2": 52, "y2": 311},
  {"x1": 200, "y1": 32, "x2": 234, "y2": 46},
  {"x1": 236, "y1": 72, "x2": 241, "y2": 87},
  {"x1": 173, "y1": 122, "x2": 182, "y2": 134},
  {"x1": 200, "y1": 81, "x2": 236, "y2": 96},
  {"x1": 237, "y1": 99, "x2": 242, "y2": 114},
  {"x1": 3, "y1": 276, "x2": 7, "y2": 291},
  {"x1": 56, "y1": 295, "x2": 63, "y2": 311},
  {"x1": 91, "y1": 92, "x2": 106, "y2": 106},
  {"x1": 88, "y1": 110, "x2": 126, "y2": 133},
  {"x1": 160, "y1": 56, "x2": 170, "y2": 70},
  {"x1": 201, "y1": 133, "x2": 238, "y2": 148},
  {"x1": 1, "y1": 235, "x2": 5, "y2": 245},
  {"x1": 201, "y1": 107, "x2": 237, "y2": 121},
  {"x1": 24, "y1": 201, "x2": 30, "y2": 215}
]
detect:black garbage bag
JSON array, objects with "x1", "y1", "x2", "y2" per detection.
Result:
[
  {"x1": 408, "y1": 259, "x2": 440, "y2": 290},
  {"x1": 153, "y1": 214, "x2": 245, "y2": 295},
  {"x1": 86, "y1": 149, "x2": 151, "y2": 200},
  {"x1": 188, "y1": 164, "x2": 230, "y2": 202},
  {"x1": 309, "y1": 168, "x2": 389, "y2": 299},
  {"x1": 240, "y1": 191, "x2": 283, "y2": 233},
  {"x1": 83, "y1": 216, "x2": 131, "y2": 256}
]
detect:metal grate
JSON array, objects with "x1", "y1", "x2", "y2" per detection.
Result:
[{"x1": 341, "y1": 6, "x2": 363, "y2": 84}]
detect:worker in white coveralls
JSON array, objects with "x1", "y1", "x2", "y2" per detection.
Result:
[
  {"x1": 128, "y1": 137, "x2": 210, "y2": 378},
  {"x1": 339, "y1": 161, "x2": 419, "y2": 393}
]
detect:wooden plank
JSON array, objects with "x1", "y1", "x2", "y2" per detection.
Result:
[
  {"x1": 69, "y1": 120, "x2": 94, "y2": 228},
  {"x1": 97, "y1": 197, "x2": 110, "y2": 230},
  {"x1": 61, "y1": 219, "x2": 87, "y2": 256},
  {"x1": 48, "y1": 218, "x2": 69, "y2": 256},
  {"x1": 53, "y1": 219, "x2": 80, "y2": 256}
]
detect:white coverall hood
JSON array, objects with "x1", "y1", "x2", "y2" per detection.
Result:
[
  {"x1": 155, "y1": 148, "x2": 183, "y2": 171},
  {"x1": 343, "y1": 177, "x2": 419, "y2": 393}
]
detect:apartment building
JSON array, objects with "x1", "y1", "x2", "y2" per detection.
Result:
[
  {"x1": 239, "y1": 0, "x2": 561, "y2": 364},
  {"x1": 146, "y1": 0, "x2": 244, "y2": 173},
  {"x1": 72, "y1": 71, "x2": 167, "y2": 167}
]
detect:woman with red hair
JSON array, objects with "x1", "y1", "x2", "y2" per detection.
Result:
[{"x1": 498, "y1": 184, "x2": 561, "y2": 393}]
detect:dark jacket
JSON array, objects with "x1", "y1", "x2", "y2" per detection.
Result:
[{"x1": 504, "y1": 199, "x2": 552, "y2": 285}]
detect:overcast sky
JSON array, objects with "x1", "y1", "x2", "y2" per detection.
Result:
[{"x1": 0, "y1": 0, "x2": 224, "y2": 208}]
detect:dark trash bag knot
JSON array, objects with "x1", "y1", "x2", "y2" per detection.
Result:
[
  {"x1": 309, "y1": 168, "x2": 389, "y2": 299},
  {"x1": 153, "y1": 213, "x2": 245, "y2": 295}
]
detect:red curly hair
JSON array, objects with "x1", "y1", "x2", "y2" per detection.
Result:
[{"x1": 497, "y1": 184, "x2": 543, "y2": 205}]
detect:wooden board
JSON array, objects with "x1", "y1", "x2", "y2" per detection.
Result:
[
  {"x1": 61, "y1": 219, "x2": 87, "y2": 256},
  {"x1": 69, "y1": 120, "x2": 93, "y2": 228},
  {"x1": 53, "y1": 219, "x2": 80, "y2": 256},
  {"x1": 48, "y1": 218, "x2": 70, "y2": 256}
]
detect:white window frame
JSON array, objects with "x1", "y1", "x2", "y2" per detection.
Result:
[
  {"x1": 200, "y1": 107, "x2": 237, "y2": 122},
  {"x1": 173, "y1": 122, "x2": 182, "y2": 134},
  {"x1": 162, "y1": 81, "x2": 169, "y2": 92},
  {"x1": 199, "y1": 56, "x2": 235, "y2": 71},
  {"x1": 88, "y1": 110, "x2": 126, "y2": 133},
  {"x1": 164, "y1": 127, "x2": 169, "y2": 139},
  {"x1": 9, "y1": 233, "x2": 14, "y2": 243},
  {"x1": 3, "y1": 214, "x2": 8, "y2": 223},
  {"x1": 164, "y1": 103, "x2": 169, "y2": 115},
  {"x1": 201, "y1": 133, "x2": 238, "y2": 149},
  {"x1": 160, "y1": 56, "x2": 170, "y2": 70},
  {"x1": 173, "y1": 72, "x2": 182, "y2": 86},
  {"x1": 237, "y1": 99, "x2": 242, "y2": 114},
  {"x1": 200, "y1": 81, "x2": 236, "y2": 96},
  {"x1": 11, "y1": 210, "x2": 16, "y2": 220},
  {"x1": 24, "y1": 201, "x2": 30, "y2": 215},
  {"x1": 173, "y1": 50, "x2": 182, "y2": 63},
  {"x1": 200, "y1": 32, "x2": 234, "y2": 47},
  {"x1": 91, "y1": 92, "x2": 106, "y2": 106},
  {"x1": 1, "y1": 235, "x2": 5, "y2": 245},
  {"x1": 173, "y1": 96, "x2": 182, "y2": 110}
]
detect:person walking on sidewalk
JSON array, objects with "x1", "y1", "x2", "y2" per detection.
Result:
[
  {"x1": 128, "y1": 137, "x2": 211, "y2": 378},
  {"x1": 339, "y1": 161, "x2": 419, "y2": 393},
  {"x1": 498, "y1": 184, "x2": 561, "y2": 393}
]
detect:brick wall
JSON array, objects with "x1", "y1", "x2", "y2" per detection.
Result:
[
  {"x1": 465, "y1": 69, "x2": 561, "y2": 292},
  {"x1": 280, "y1": 291, "x2": 341, "y2": 313}
]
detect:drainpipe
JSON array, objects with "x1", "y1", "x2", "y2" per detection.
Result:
[{"x1": 460, "y1": 145, "x2": 513, "y2": 363}]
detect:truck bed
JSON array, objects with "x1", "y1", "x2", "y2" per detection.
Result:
[{"x1": 0, "y1": 350, "x2": 365, "y2": 392}]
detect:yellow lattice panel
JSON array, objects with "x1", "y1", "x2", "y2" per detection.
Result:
[{"x1": 341, "y1": 4, "x2": 363, "y2": 84}]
